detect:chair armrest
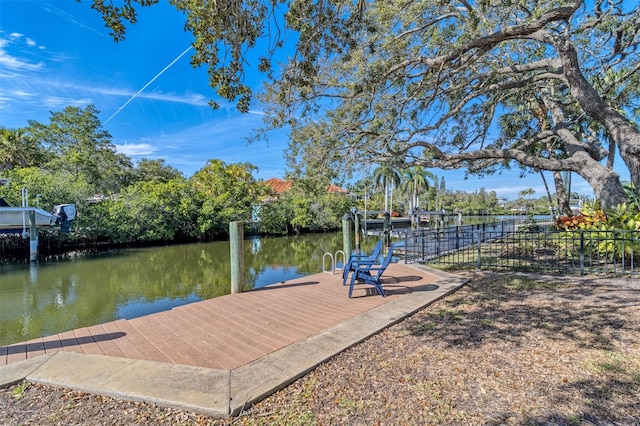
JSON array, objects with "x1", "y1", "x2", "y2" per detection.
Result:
[
  {"x1": 351, "y1": 259, "x2": 380, "y2": 266},
  {"x1": 357, "y1": 265, "x2": 385, "y2": 272}
]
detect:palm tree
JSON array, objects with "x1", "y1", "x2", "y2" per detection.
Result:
[
  {"x1": 372, "y1": 164, "x2": 401, "y2": 212},
  {"x1": 0, "y1": 127, "x2": 45, "y2": 171},
  {"x1": 518, "y1": 188, "x2": 536, "y2": 213},
  {"x1": 400, "y1": 166, "x2": 435, "y2": 213}
]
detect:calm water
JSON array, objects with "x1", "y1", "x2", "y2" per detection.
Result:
[{"x1": 0, "y1": 233, "x2": 379, "y2": 346}]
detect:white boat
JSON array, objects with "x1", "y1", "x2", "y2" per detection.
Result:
[
  {"x1": 0, "y1": 189, "x2": 76, "y2": 233},
  {"x1": 0, "y1": 207, "x2": 58, "y2": 231}
]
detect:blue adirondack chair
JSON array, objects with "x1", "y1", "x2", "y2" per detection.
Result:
[
  {"x1": 348, "y1": 244, "x2": 397, "y2": 298},
  {"x1": 342, "y1": 239, "x2": 383, "y2": 285}
]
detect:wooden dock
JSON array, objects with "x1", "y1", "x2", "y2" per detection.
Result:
[{"x1": 1, "y1": 263, "x2": 444, "y2": 370}]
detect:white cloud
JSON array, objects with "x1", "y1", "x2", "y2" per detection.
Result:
[
  {"x1": 115, "y1": 143, "x2": 157, "y2": 157},
  {"x1": 8, "y1": 89, "x2": 35, "y2": 99},
  {"x1": 43, "y1": 96, "x2": 92, "y2": 108},
  {"x1": 0, "y1": 32, "x2": 46, "y2": 72},
  {"x1": 0, "y1": 49, "x2": 44, "y2": 71}
]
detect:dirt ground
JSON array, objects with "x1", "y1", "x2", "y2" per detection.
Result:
[{"x1": 1, "y1": 271, "x2": 639, "y2": 425}]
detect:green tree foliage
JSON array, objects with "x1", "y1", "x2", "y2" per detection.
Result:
[
  {"x1": 260, "y1": 175, "x2": 353, "y2": 234},
  {"x1": 372, "y1": 164, "x2": 401, "y2": 212},
  {"x1": 133, "y1": 158, "x2": 184, "y2": 183},
  {"x1": 265, "y1": 1, "x2": 639, "y2": 209},
  {"x1": 297, "y1": 176, "x2": 352, "y2": 232},
  {"x1": 77, "y1": 178, "x2": 197, "y2": 243},
  {"x1": 0, "y1": 167, "x2": 92, "y2": 211},
  {"x1": 191, "y1": 160, "x2": 269, "y2": 238},
  {"x1": 0, "y1": 127, "x2": 47, "y2": 171},
  {"x1": 26, "y1": 105, "x2": 132, "y2": 193},
  {"x1": 2, "y1": 101, "x2": 360, "y2": 246},
  {"x1": 442, "y1": 188, "x2": 502, "y2": 215},
  {"x1": 83, "y1": 0, "x2": 281, "y2": 112},
  {"x1": 115, "y1": 179, "x2": 196, "y2": 242},
  {"x1": 256, "y1": 198, "x2": 294, "y2": 235},
  {"x1": 400, "y1": 166, "x2": 434, "y2": 213}
]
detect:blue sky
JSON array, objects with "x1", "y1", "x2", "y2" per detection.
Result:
[{"x1": 0, "y1": 1, "x2": 628, "y2": 201}]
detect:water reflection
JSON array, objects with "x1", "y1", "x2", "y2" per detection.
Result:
[{"x1": 0, "y1": 233, "x2": 378, "y2": 346}]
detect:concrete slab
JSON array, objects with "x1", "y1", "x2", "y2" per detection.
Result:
[
  {"x1": 25, "y1": 352, "x2": 231, "y2": 417},
  {"x1": 0, "y1": 354, "x2": 53, "y2": 387}
]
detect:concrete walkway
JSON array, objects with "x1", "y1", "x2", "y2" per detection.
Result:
[{"x1": 0, "y1": 264, "x2": 466, "y2": 418}]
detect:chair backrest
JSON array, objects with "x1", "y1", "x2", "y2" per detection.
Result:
[
  {"x1": 368, "y1": 239, "x2": 383, "y2": 261},
  {"x1": 373, "y1": 244, "x2": 397, "y2": 277}
]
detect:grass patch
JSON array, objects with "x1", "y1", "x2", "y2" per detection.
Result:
[
  {"x1": 10, "y1": 382, "x2": 30, "y2": 400},
  {"x1": 586, "y1": 351, "x2": 640, "y2": 382},
  {"x1": 336, "y1": 396, "x2": 367, "y2": 415},
  {"x1": 502, "y1": 276, "x2": 560, "y2": 291}
]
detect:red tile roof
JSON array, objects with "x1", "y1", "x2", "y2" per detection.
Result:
[
  {"x1": 264, "y1": 178, "x2": 349, "y2": 195},
  {"x1": 264, "y1": 178, "x2": 293, "y2": 195},
  {"x1": 327, "y1": 184, "x2": 348, "y2": 194}
]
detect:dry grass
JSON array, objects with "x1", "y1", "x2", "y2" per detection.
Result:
[{"x1": 1, "y1": 271, "x2": 639, "y2": 425}]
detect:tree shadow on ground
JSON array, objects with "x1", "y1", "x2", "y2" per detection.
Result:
[{"x1": 402, "y1": 271, "x2": 640, "y2": 425}]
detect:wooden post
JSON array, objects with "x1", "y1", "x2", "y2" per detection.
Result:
[
  {"x1": 353, "y1": 211, "x2": 361, "y2": 255},
  {"x1": 383, "y1": 211, "x2": 391, "y2": 248},
  {"x1": 342, "y1": 213, "x2": 352, "y2": 257},
  {"x1": 229, "y1": 221, "x2": 244, "y2": 294},
  {"x1": 29, "y1": 210, "x2": 38, "y2": 262}
]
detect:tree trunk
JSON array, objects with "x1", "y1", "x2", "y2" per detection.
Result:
[
  {"x1": 554, "y1": 170, "x2": 572, "y2": 216},
  {"x1": 543, "y1": 137, "x2": 573, "y2": 216},
  {"x1": 558, "y1": 40, "x2": 640, "y2": 191},
  {"x1": 539, "y1": 171, "x2": 556, "y2": 218},
  {"x1": 572, "y1": 155, "x2": 628, "y2": 209},
  {"x1": 541, "y1": 88, "x2": 628, "y2": 209}
]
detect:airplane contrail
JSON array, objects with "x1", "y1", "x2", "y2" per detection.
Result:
[{"x1": 104, "y1": 45, "x2": 193, "y2": 124}]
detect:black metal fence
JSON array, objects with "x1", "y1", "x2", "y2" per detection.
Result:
[{"x1": 398, "y1": 219, "x2": 639, "y2": 276}]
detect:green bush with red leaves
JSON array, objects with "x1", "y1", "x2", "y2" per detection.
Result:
[{"x1": 554, "y1": 184, "x2": 639, "y2": 264}]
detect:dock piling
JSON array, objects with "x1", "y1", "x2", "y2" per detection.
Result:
[
  {"x1": 230, "y1": 221, "x2": 244, "y2": 293},
  {"x1": 29, "y1": 210, "x2": 38, "y2": 262},
  {"x1": 342, "y1": 213, "x2": 352, "y2": 258}
]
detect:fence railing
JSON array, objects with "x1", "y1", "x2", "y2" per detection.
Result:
[{"x1": 398, "y1": 220, "x2": 638, "y2": 276}]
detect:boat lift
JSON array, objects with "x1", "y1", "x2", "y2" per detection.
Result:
[{"x1": 0, "y1": 187, "x2": 76, "y2": 261}]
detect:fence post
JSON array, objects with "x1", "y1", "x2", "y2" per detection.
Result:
[
  {"x1": 230, "y1": 221, "x2": 244, "y2": 293},
  {"x1": 404, "y1": 231, "x2": 408, "y2": 264},
  {"x1": 579, "y1": 230, "x2": 585, "y2": 275},
  {"x1": 477, "y1": 230, "x2": 482, "y2": 270},
  {"x1": 342, "y1": 213, "x2": 353, "y2": 258}
]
